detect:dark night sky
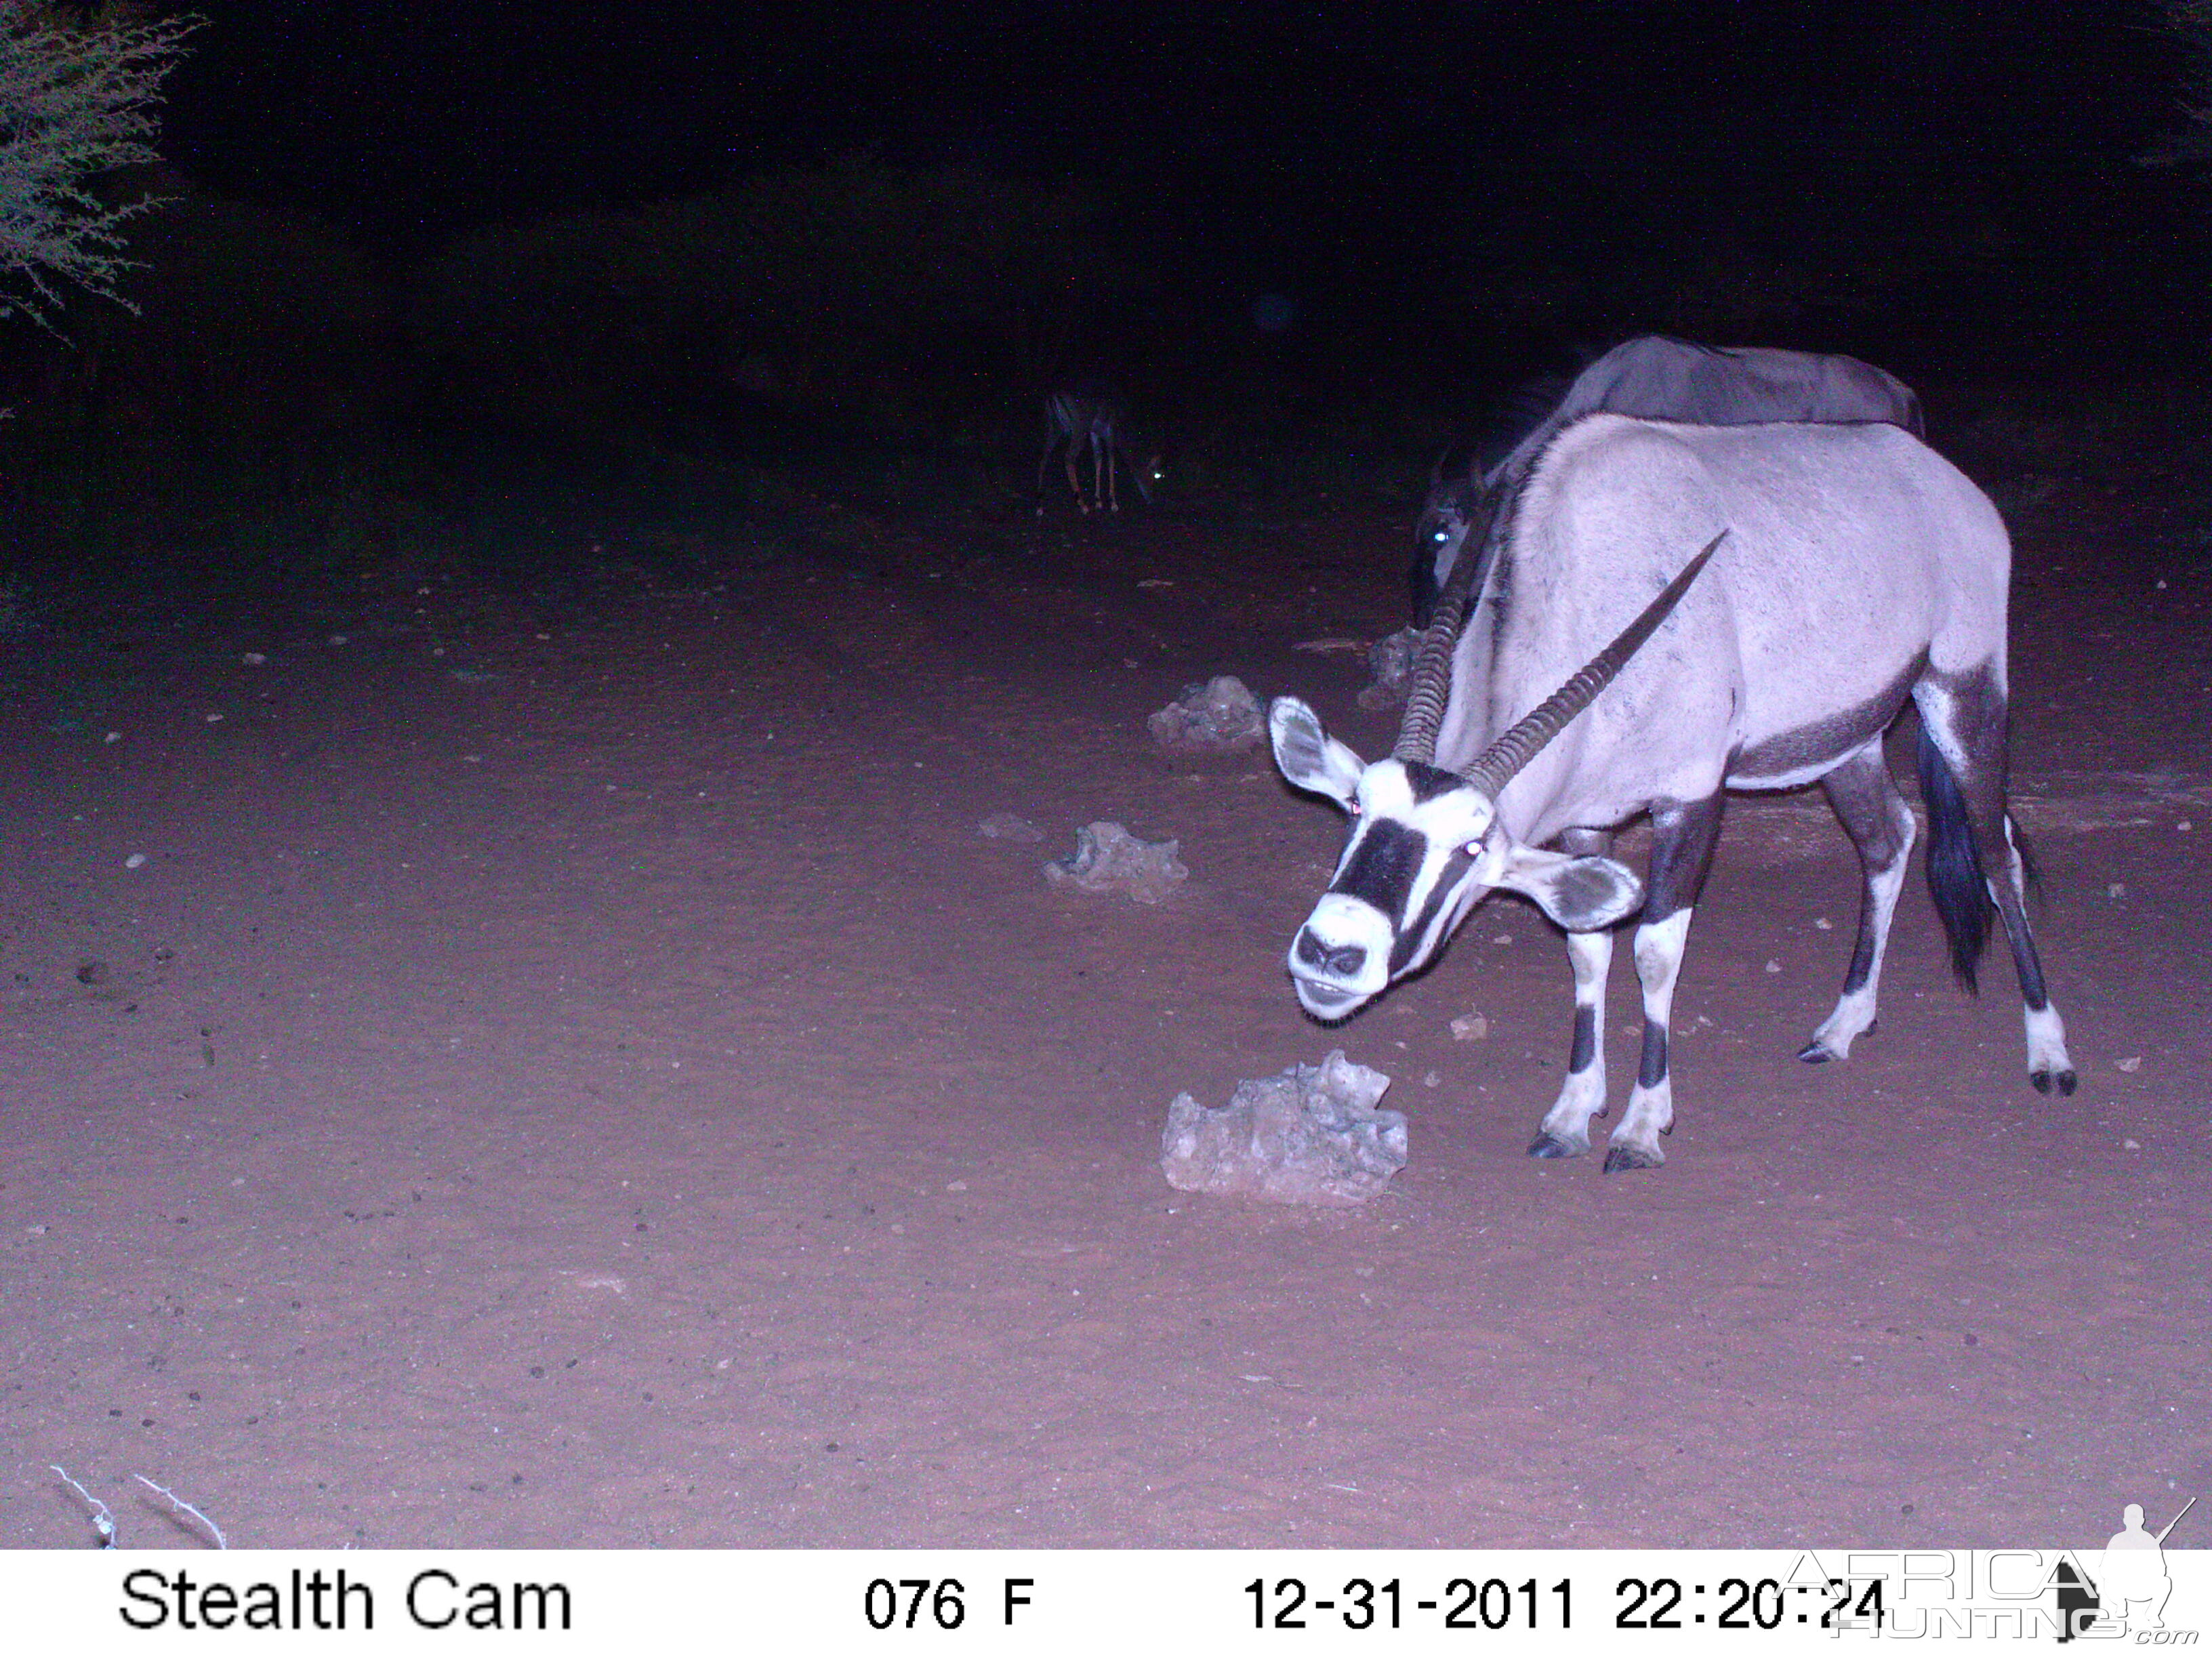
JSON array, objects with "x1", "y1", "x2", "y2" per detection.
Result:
[
  {"x1": 161, "y1": 1, "x2": 2183, "y2": 250},
  {"x1": 73, "y1": 0, "x2": 2191, "y2": 395}
]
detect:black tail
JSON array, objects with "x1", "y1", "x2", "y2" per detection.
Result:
[{"x1": 1917, "y1": 725, "x2": 1991, "y2": 991}]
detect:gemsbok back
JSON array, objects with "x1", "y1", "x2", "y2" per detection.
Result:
[
  {"x1": 1414, "y1": 336, "x2": 1925, "y2": 623},
  {"x1": 1273, "y1": 411, "x2": 2072, "y2": 1173}
]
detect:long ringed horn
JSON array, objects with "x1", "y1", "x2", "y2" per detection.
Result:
[{"x1": 1459, "y1": 528, "x2": 1727, "y2": 802}]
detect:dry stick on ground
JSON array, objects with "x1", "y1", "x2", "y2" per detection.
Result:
[
  {"x1": 49, "y1": 1465, "x2": 117, "y2": 1549},
  {"x1": 134, "y1": 1475, "x2": 227, "y2": 1549}
]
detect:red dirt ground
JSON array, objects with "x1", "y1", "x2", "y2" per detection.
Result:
[{"x1": 3, "y1": 464, "x2": 2207, "y2": 1550}]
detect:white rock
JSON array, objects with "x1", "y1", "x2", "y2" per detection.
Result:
[
  {"x1": 1356, "y1": 627, "x2": 1420, "y2": 710},
  {"x1": 123, "y1": 853, "x2": 147, "y2": 869},
  {"x1": 1044, "y1": 822, "x2": 1187, "y2": 904},
  {"x1": 977, "y1": 811, "x2": 1044, "y2": 843},
  {"x1": 1161, "y1": 1051, "x2": 1406, "y2": 1208},
  {"x1": 2117, "y1": 1057, "x2": 2143, "y2": 1073},
  {"x1": 1147, "y1": 676, "x2": 1264, "y2": 753},
  {"x1": 1450, "y1": 1012, "x2": 1488, "y2": 1041}
]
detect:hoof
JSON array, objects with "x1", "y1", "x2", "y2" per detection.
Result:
[
  {"x1": 1797, "y1": 1040, "x2": 1833, "y2": 1064},
  {"x1": 1602, "y1": 1143, "x2": 1664, "y2": 1174},
  {"x1": 2032, "y1": 1067, "x2": 2079, "y2": 1097},
  {"x1": 1528, "y1": 1131, "x2": 1586, "y2": 1160}
]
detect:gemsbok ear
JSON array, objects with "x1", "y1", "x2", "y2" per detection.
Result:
[
  {"x1": 1269, "y1": 697, "x2": 1365, "y2": 808},
  {"x1": 1492, "y1": 844, "x2": 1644, "y2": 933}
]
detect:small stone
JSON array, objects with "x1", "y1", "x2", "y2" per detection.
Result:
[
  {"x1": 977, "y1": 811, "x2": 1044, "y2": 843},
  {"x1": 1357, "y1": 627, "x2": 1419, "y2": 709},
  {"x1": 2179, "y1": 820, "x2": 2194, "y2": 832},
  {"x1": 2123, "y1": 1139, "x2": 2143, "y2": 1151},
  {"x1": 1044, "y1": 821, "x2": 1188, "y2": 905},
  {"x1": 1147, "y1": 676, "x2": 1265, "y2": 753},
  {"x1": 1421, "y1": 1071, "x2": 1441, "y2": 1088},
  {"x1": 104, "y1": 732, "x2": 121, "y2": 744},
  {"x1": 123, "y1": 853, "x2": 147, "y2": 870},
  {"x1": 328, "y1": 634, "x2": 348, "y2": 647},
  {"x1": 1492, "y1": 934, "x2": 1513, "y2": 945},
  {"x1": 1765, "y1": 960, "x2": 1782, "y2": 973},
  {"x1": 945, "y1": 1180, "x2": 968, "y2": 1193},
  {"x1": 1814, "y1": 917, "x2": 1832, "y2": 930},
  {"x1": 2108, "y1": 882, "x2": 2126, "y2": 899},
  {"x1": 2116, "y1": 1057, "x2": 2143, "y2": 1073},
  {"x1": 1450, "y1": 1012, "x2": 1488, "y2": 1042},
  {"x1": 241, "y1": 652, "x2": 267, "y2": 666}
]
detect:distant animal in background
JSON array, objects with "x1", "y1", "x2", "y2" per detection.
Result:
[
  {"x1": 1414, "y1": 336, "x2": 1926, "y2": 623},
  {"x1": 1036, "y1": 387, "x2": 1164, "y2": 516}
]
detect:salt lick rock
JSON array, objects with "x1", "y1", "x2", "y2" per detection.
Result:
[
  {"x1": 1160, "y1": 1050, "x2": 1407, "y2": 1207},
  {"x1": 1147, "y1": 675, "x2": 1265, "y2": 753},
  {"x1": 1043, "y1": 821, "x2": 1188, "y2": 904}
]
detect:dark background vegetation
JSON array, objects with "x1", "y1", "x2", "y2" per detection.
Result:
[{"x1": 1, "y1": 0, "x2": 2207, "y2": 597}]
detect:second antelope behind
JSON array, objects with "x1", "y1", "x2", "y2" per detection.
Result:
[{"x1": 1037, "y1": 386, "x2": 1163, "y2": 516}]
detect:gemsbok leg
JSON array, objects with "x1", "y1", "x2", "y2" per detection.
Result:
[
  {"x1": 1801, "y1": 737, "x2": 1918, "y2": 1062},
  {"x1": 1912, "y1": 669, "x2": 2076, "y2": 1095},
  {"x1": 1605, "y1": 794, "x2": 1725, "y2": 1172},
  {"x1": 1532, "y1": 828, "x2": 1616, "y2": 1159}
]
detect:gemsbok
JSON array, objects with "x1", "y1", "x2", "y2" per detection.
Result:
[
  {"x1": 1413, "y1": 336, "x2": 1925, "y2": 623},
  {"x1": 1275, "y1": 411, "x2": 2072, "y2": 1172},
  {"x1": 1036, "y1": 387, "x2": 1163, "y2": 516}
]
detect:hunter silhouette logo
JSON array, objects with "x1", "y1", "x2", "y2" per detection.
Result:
[{"x1": 2055, "y1": 1495, "x2": 2196, "y2": 1641}]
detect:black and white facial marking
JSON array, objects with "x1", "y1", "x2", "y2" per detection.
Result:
[
  {"x1": 1290, "y1": 759, "x2": 1496, "y2": 1017},
  {"x1": 1269, "y1": 697, "x2": 1644, "y2": 1022}
]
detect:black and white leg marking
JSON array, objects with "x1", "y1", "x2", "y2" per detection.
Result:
[
  {"x1": 1605, "y1": 795, "x2": 1723, "y2": 1173},
  {"x1": 1994, "y1": 815, "x2": 2076, "y2": 1094},
  {"x1": 1532, "y1": 828, "x2": 1615, "y2": 1159},
  {"x1": 1801, "y1": 737, "x2": 1917, "y2": 1063},
  {"x1": 1532, "y1": 930, "x2": 1613, "y2": 1158},
  {"x1": 1915, "y1": 670, "x2": 2076, "y2": 1095}
]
